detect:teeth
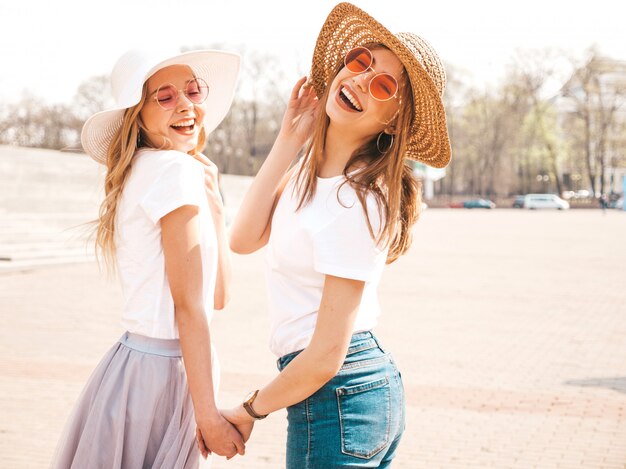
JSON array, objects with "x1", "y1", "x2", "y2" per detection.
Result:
[
  {"x1": 341, "y1": 87, "x2": 362, "y2": 111},
  {"x1": 171, "y1": 119, "x2": 195, "y2": 128}
]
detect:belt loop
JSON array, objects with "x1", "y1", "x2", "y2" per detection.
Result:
[{"x1": 371, "y1": 333, "x2": 386, "y2": 353}]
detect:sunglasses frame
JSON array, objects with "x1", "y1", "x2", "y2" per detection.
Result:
[
  {"x1": 152, "y1": 77, "x2": 210, "y2": 110},
  {"x1": 344, "y1": 46, "x2": 399, "y2": 102}
]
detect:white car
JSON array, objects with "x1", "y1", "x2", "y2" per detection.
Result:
[{"x1": 524, "y1": 194, "x2": 570, "y2": 210}]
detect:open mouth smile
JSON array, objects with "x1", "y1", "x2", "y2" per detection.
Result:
[
  {"x1": 338, "y1": 85, "x2": 363, "y2": 112},
  {"x1": 170, "y1": 118, "x2": 196, "y2": 134}
]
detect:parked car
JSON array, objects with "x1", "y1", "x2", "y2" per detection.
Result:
[
  {"x1": 512, "y1": 195, "x2": 525, "y2": 208},
  {"x1": 524, "y1": 193, "x2": 570, "y2": 210},
  {"x1": 463, "y1": 199, "x2": 496, "y2": 209}
]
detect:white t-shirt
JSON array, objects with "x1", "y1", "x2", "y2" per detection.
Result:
[
  {"x1": 265, "y1": 166, "x2": 388, "y2": 357},
  {"x1": 114, "y1": 149, "x2": 217, "y2": 339}
]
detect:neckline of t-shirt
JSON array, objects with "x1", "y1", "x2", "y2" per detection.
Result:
[
  {"x1": 316, "y1": 167, "x2": 363, "y2": 182},
  {"x1": 135, "y1": 148, "x2": 195, "y2": 157},
  {"x1": 134, "y1": 148, "x2": 204, "y2": 165},
  {"x1": 316, "y1": 173, "x2": 345, "y2": 182}
]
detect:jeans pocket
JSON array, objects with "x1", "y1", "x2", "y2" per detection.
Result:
[{"x1": 336, "y1": 376, "x2": 391, "y2": 459}]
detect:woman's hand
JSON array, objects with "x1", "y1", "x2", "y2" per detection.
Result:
[
  {"x1": 279, "y1": 76, "x2": 320, "y2": 148},
  {"x1": 196, "y1": 427, "x2": 210, "y2": 459},
  {"x1": 195, "y1": 414, "x2": 245, "y2": 460},
  {"x1": 191, "y1": 153, "x2": 224, "y2": 217},
  {"x1": 221, "y1": 406, "x2": 255, "y2": 443}
]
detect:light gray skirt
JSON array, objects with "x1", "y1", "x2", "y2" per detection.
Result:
[{"x1": 50, "y1": 332, "x2": 201, "y2": 469}]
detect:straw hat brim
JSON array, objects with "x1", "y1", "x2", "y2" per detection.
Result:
[
  {"x1": 81, "y1": 50, "x2": 240, "y2": 164},
  {"x1": 310, "y1": 2, "x2": 451, "y2": 168}
]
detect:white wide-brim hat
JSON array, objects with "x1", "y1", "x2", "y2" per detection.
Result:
[{"x1": 81, "y1": 48, "x2": 240, "y2": 164}]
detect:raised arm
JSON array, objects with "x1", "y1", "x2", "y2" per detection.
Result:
[
  {"x1": 229, "y1": 77, "x2": 319, "y2": 254},
  {"x1": 161, "y1": 205, "x2": 244, "y2": 458}
]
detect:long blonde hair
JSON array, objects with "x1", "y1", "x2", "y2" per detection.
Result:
[
  {"x1": 295, "y1": 45, "x2": 422, "y2": 264},
  {"x1": 95, "y1": 82, "x2": 207, "y2": 272}
]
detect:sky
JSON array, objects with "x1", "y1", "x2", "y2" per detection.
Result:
[{"x1": 2, "y1": 0, "x2": 625, "y2": 105}]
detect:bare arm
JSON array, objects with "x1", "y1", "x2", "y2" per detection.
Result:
[
  {"x1": 161, "y1": 205, "x2": 244, "y2": 457},
  {"x1": 192, "y1": 154, "x2": 231, "y2": 310},
  {"x1": 221, "y1": 274, "x2": 365, "y2": 425},
  {"x1": 229, "y1": 77, "x2": 319, "y2": 254},
  {"x1": 212, "y1": 214, "x2": 230, "y2": 310}
]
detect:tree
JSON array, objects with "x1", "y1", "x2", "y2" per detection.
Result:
[
  {"x1": 71, "y1": 74, "x2": 113, "y2": 122},
  {"x1": 205, "y1": 48, "x2": 290, "y2": 175},
  {"x1": 0, "y1": 92, "x2": 77, "y2": 149},
  {"x1": 508, "y1": 49, "x2": 569, "y2": 196},
  {"x1": 561, "y1": 50, "x2": 626, "y2": 196},
  {"x1": 438, "y1": 63, "x2": 471, "y2": 197},
  {"x1": 451, "y1": 80, "x2": 527, "y2": 197}
]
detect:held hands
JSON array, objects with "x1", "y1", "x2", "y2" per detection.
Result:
[
  {"x1": 279, "y1": 76, "x2": 320, "y2": 148},
  {"x1": 221, "y1": 405, "x2": 255, "y2": 443},
  {"x1": 195, "y1": 407, "x2": 254, "y2": 460},
  {"x1": 195, "y1": 413, "x2": 245, "y2": 460}
]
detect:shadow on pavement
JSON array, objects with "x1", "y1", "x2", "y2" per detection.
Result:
[{"x1": 565, "y1": 376, "x2": 626, "y2": 394}]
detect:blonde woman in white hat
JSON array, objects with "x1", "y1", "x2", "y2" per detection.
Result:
[
  {"x1": 50, "y1": 48, "x2": 246, "y2": 468},
  {"x1": 217, "y1": 2, "x2": 451, "y2": 468}
]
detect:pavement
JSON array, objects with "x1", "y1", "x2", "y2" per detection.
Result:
[{"x1": 1, "y1": 146, "x2": 625, "y2": 469}]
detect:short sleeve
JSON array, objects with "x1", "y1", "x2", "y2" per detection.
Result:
[
  {"x1": 139, "y1": 155, "x2": 205, "y2": 224},
  {"x1": 312, "y1": 196, "x2": 387, "y2": 282}
]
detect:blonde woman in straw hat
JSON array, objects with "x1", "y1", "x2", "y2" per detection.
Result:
[
  {"x1": 50, "y1": 48, "x2": 248, "y2": 468},
  {"x1": 218, "y1": 2, "x2": 451, "y2": 468}
]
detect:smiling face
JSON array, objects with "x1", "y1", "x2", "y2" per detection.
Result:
[
  {"x1": 139, "y1": 64, "x2": 206, "y2": 153},
  {"x1": 325, "y1": 46, "x2": 403, "y2": 138}
]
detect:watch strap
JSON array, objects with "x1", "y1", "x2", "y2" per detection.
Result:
[{"x1": 243, "y1": 389, "x2": 268, "y2": 420}]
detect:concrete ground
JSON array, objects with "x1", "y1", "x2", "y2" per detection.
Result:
[{"x1": 1, "y1": 146, "x2": 625, "y2": 468}]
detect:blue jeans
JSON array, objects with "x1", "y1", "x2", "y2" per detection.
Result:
[{"x1": 277, "y1": 331, "x2": 405, "y2": 468}]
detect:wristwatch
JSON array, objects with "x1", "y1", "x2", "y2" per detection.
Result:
[{"x1": 243, "y1": 389, "x2": 268, "y2": 420}]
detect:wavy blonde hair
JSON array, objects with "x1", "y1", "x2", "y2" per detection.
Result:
[
  {"x1": 95, "y1": 82, "x2": 207, "y2": 273},
  {"x1": 295, "y1": 45, "x2": 422, "y2": 264}
]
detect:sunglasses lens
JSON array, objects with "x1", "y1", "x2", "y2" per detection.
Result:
[
  {"x1": 186, "y1": 78, "x2": 209, "y2": 104},
  {"x1": 369, "y1": 73, "x2": 398, "y2": 101},
  {"x1": 345, "y1": 47, "x2": 372, "y2": 73},
  {"x1": 156, "y1": 85, "x2": 177, "y2": 109}
]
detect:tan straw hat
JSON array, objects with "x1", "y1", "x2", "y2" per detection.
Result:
[
  {"x1": 81, "y1": 48, "x2": 240, "y2": 164},
  {"x1": 310, "y1": 2, "x2": 451, "y2": 168}
]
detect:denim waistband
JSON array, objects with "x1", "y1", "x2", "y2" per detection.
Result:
[
  {"x1": 277, "y1": 331, "x2": 384, "y2": 371},
  {"x1": 119, "y1": 331, "x2": 182, "y2": 358}
]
